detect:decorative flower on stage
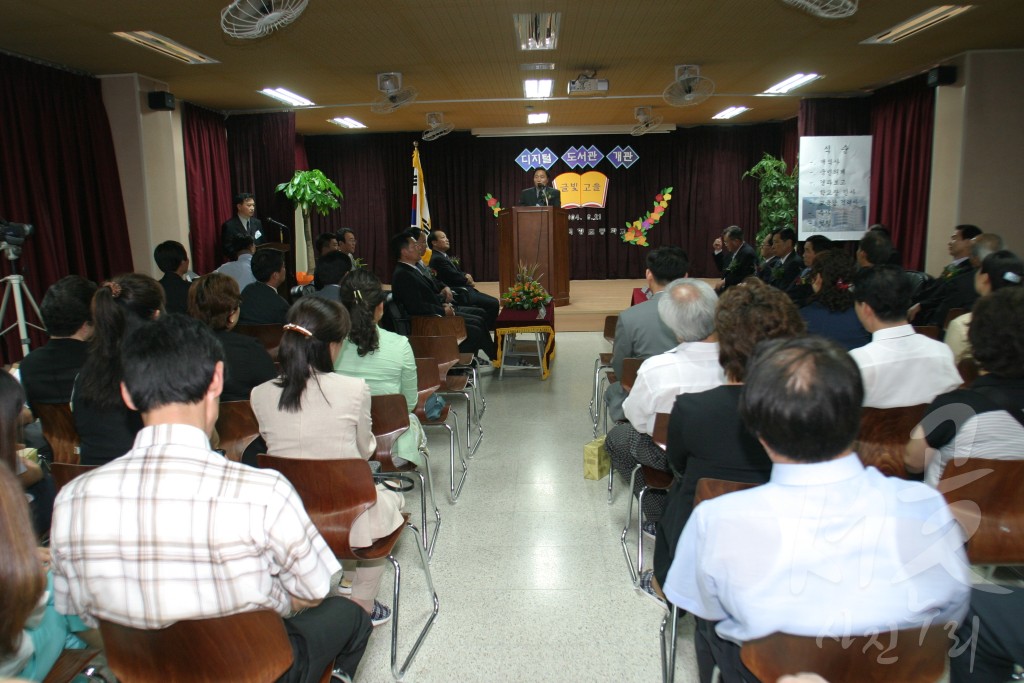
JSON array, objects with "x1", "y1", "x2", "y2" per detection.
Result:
[
  {"x1": 484, "y1": 193, "x2": 503, "y2": 218},
  {"x1": 622, "y1": 187, "x2": 673, "y2": 246},
  {"x1": 501, "y1": 262, "x2": 552, "y2": 310}
]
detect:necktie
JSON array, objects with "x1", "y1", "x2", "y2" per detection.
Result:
[{"x1": 245, "y1": 220, "x2": 250, "y2": 236}]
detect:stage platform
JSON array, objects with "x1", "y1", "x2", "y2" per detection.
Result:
[{"x1": 476, "y1": 279, "x2": 645, "y2": 333}]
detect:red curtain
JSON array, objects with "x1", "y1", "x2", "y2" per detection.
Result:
[
  {"x1": 0, "y1": 53, "x2": 133, "y2": 363},
  {"x1": 182, "y1": 103, "x2": 232, "y2": 273},
  {"x1": 798, "y1": 97, "x2": 871, "y2": 137}
]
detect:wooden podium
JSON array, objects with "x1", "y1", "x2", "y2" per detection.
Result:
[{"x1": 498, "y1": 206, "x2": 570, "y2": 307}]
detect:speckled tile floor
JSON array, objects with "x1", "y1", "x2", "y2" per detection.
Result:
[{"x1": 353, "y1": 332, "x2": 700, "y2": 682}]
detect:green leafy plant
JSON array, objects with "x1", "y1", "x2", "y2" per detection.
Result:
[
  {"x1": 743, "y1": 153, "x2": 797, "y2": 245},
  {"x1": 276, "y1": 169, "x2": 343, "y2": 272}
]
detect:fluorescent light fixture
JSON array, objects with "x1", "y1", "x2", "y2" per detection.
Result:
[
  {"x1": 712, "y1": 106, "x2": 750, "y2": 120},
  {"x1": 761, "y1": 73, "x2": 821, "y2": 95},
  {"x1": 861, "y1": 5, "x2": 974, "y2": 44},
  {"x1": 524, "y1": 79, "x2": 554, "y2": 98},
  {"x1": 527, "y1": 112, "x2": 550, "y2": 124},
  {"x1": 111, "y1": 31, "x2": 218, "y2": 65},
  {"x1": 514, "y1": 13, "x2": 561, "y2": 50},
  {"x1": 329, "y1": 117, "x2": 366, "y2": 129},
  {"x1": 521, "y1": 63, "x2": 556, "y2": 71},
  {"x1": 260, "y1": 87, "x2": 315, "y2": 107}
]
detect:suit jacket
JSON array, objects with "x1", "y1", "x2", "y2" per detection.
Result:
[
  {"x1": 159, "y1": 272, "x2": 191, "y2": 315},
  {"x1": 770, "y1": 252, "x2": 805, "y2": 295},
  {"x1": 713, "y1": 242, "x2": 757, "y2": 290},
  {"x1": 216, "y1": 329, "x2": 277, "y2": 402},
  {"x1": 916, "y1": 262, "x2": 979, "y2": 328},
  {"x1": 311, "y1": 284, "x2": 342, "y2": 302},
  {"x1": 239, "y1": 282, "x2": 290, "y2": 325},
  {"x1": 391, "y1": 262, "x2": 445, "y2": 317},
  {"x1": 221, "y1": 215, "x2": 266, "y2": 252},
  {"x1": 20, "y1": 338, "x2": 88, "y2": 407},
  {"x1": 429, "y1": 251, "x2": 470, "y2": 288},
  {"x1": 518, "y1": 185, "x2": 561, "y2": 207}
]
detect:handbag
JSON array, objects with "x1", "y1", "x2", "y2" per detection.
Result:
[
  {"x1": 423, "y1": 394, "x2": 447, "y2": 421},
  {"x1": 583, "y1": 435, "x2": 610, "y2": 480}
]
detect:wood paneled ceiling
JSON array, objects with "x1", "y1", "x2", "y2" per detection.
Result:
[{"x1": 1, "y1": 0, "x2": 1022, "y2": 135}]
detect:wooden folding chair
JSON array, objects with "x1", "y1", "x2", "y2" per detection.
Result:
[
  {"x1": 913, "y1": 325, "x2": 941, "y2": 341},
  {"x1": 215, "y1": 400, "x2": 262, "y2": 463},
  {"x1": 591, "y1": 314, "x2": 618, "y2": 429},
  {"x1": 604, "y1": 357, "x2": 645, "y2": 500},
  {"x1": 41, "y1": 648, "x2": 101, "y2": 683},
  {"x1": 414, "y1": 357, "x2": 468, "y2": 503},
  {"x1": 855, "y1": 404, "x2": 928, "y2": 479},
  {"x1": 939, "y1": 457, "x2": 1024, "y2": 568},
  {"x1": 371, "y1": 393, "x2": 441, "y2": 557},
  {"x1": 234, "y1": 324, "x2": 285, "y2": 361},
  {"x1": 259, "y1": 456, "x2": 439, "y2": 681},
  {"x1": 49, "y1": 462, "x2": 97, "y2": 493},
  {"x1": 33, "y1": 403, "x2": 80, "y2": 464},
  {"x1": 410, "y1": 335, "x2": 482, "y2": 456}
]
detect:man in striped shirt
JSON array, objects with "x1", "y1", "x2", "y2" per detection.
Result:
[{"x1": 50, "y1": 315, "x2": 371, "y2": 682}]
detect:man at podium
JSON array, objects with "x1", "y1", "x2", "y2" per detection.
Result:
[{"x1": 518, "y1": 169, "x2": 561, "y2": 207}]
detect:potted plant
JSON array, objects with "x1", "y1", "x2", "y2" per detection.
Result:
[
  {"x1": 276, "y1": 169, "x2": 343, "y2": 272},
  {"x1": 743, "y1": 152, "x2": 798, "y2": 245}
]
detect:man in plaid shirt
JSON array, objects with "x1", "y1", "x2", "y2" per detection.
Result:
[{"x1": 50, "y1": 315, "x2": 371, "y2": 682}]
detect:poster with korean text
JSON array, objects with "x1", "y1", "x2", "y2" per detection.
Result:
[{"x1": 798, "y1": 136, "x2": 871, "y2": 241}]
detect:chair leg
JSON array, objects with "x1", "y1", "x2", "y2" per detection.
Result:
[
  {"x1": 636, "y1": 485, "x2": 649, "y2": 581},
  {"x1": 660, "y1": 604, "x2": 679, "y2": 683},
  {"x1": 620, "y1": 464, "x2": 641, "y2": 585},
  {"x1": 419, "y1": 451, "x2": 441, "y2": 560},
  {"x1": 447, "y1": 412, "x2": 468, "y2": 503},
  {"x1": 388, "y1": 524, "x2": 439, "y2": 681},
  {"x1": 607, "y1": 464, "x2": 615, "y2": 505}
]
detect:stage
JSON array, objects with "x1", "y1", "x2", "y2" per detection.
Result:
[{"x1": 476, "y1": 279, "x2": 645, "y2": 332}]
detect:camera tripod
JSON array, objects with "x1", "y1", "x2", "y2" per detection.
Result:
[{"x1": 0, "y1": 245, "x2": 45, "y2": 358}]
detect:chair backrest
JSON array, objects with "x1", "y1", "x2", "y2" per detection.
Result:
[
  {"x1": 855, "y1": 404, "x2": 928, "y2": 479},
  {"x1": 41, "y1": 648, "x2": 101, "y2": 683},
  {"x1": 50, "y1": 462, "x2": 97, "y2": 493},
  {"x1": 938, "y1": 457, "x2": 1024, "y2": 565},
  {"x1": 99, "y1": 610, "x2": 293, "y2": 683},
  {"x1": 216, "y1": 400, "x2": 262, "y2": 463},
  {"x1": 956, "y1": 356, "x2": 979, "y2": 386},
  {"x1": 603, "y1": 315, "x2": 617, "y2": 344},
  {"x1": 371, "y1": 393, "x2": 412, "y2": 470},
  {"x1": 651, "y1": 412, "x2": 671, "y2": 451},
  {"x1": 693, "y1": 478, "x2": 758, "y2": 506},
  {"x1": 409, "y1": 336, "x2": 459, "y2": 385},
  {"x1": 943, "y1": 307, "x2": 967, "y2": 331},
  {"x1": 913, "y1": 325, "x2": 941, "y2": 341},
  {"x1": 381, "y1": 295, "x2": 411, "y2": 337},
  {"x1": 740, "y1": 628, "x2": 948, "y2": 683},
  {"x1": 234, "y1": 324, "x2": 285, "y2": 361},
  {"x1": 411, "y1": 315, "x2": 468, "y2": 344},
  {"x1": 258, "y1": 454, "x2": 375, "y2": 559},
  {"x1": 904, "y1": 270, "x2": 934, "y2": 301},
  {"x1": 619, "y1": 357, "x2": 644, "y2": 394},
  {"x1": 33, "y1": 403, "x2": 80, "y2": 464}
]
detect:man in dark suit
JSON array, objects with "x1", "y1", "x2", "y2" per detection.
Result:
[
  {"x1": 221, "y1": 192, "x2": 265, "y2": 257},
  {"x1": 428, "y1": 229, "x2": 499, "y2": 329},
  {"x1": 765, "y1": 228, "x2": 804, "y2": 296},
  {"x1": 390, "y1": 231, "x2": 496, "y2": 360},
  {"x1": 311, "y1": 251, "x2": 351, "y2": 303},
  {"x1": 518, "y1": 169, "x2": 561, "y2": 207},
  {"x1": 239, "y1": 248, "x2": 290, "y2": 325},
  {"x1": 712, "y1": 225, "x2": 756, "y2": 292},
  {"x1": 153, "y1": 240, "x2": 192, "y2": 315},
  {"x1": 910, "y1": 224, "x2": 983, "y2": 328}
]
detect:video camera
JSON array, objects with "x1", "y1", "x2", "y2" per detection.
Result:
[{"x1": 0, "y1": 218, "x2": 33, "y2": 247}]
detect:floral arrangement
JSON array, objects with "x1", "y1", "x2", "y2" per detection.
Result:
[
  {"x1": 483, "y1": 193, "x2": 503, "y2": 218},
  {"x1": 621, "y1": 187, "x2": 673, "y2": 246},
  {"x1": 501, "y1": 262, "x2": 552, "y2": 310},
  {"x1": 353, "y1": 257, "x2": 366, "y2": 270}
]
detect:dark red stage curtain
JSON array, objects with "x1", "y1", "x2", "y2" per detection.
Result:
[
  {"x1": 798, "y1": 97, "x2": 871, "y2": 137},
  {"x1": 182, "y1": 103, "x2": 232, "y2": 273},
  {"x1": 0, "y1": 53, "x2": 133, "y2": 363},
  {"x1": 226, "y1": 113, "x2": 297, "y2": 256},
  {"x1": 868, "y1": 76, "x2": 934, "y2": 271},
  {"x1": 304, "y1": 124, "x2": 792, "y2": 283}
]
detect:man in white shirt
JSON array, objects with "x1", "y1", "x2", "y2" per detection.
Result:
[
  {"x1": 850, "y1": 265, "x2": 962, "y2": 408},
  {"x1": 663, "y1": 336, "x2": 970, "y2": 682},
  {"x1": 50, "y1": 315, "x2": 371, "y2": 682},
  {"x1": 606, "y1": 279, "x2": 724, "y2": 528}
]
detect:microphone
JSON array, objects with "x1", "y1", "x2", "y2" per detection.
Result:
[
  {"x1": 542, "y1": 187, "x2": 549, "y2": 206},
  {"x1": 265, "y1": 217, "x2": 288, "y2": 229}
]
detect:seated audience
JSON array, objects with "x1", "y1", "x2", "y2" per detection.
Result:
[
  {"x1": 663, "y1": 336, "x2": 970, "y2": 681},
  {"x1": 239, "y1": 248, "x2": 290, "y2": 325},
  {"x1": 849, "y1": 265, "x2": 962, "y2": 408},
  {"x1": 153, "y1": 240, "x2": 192, "y2": 315},
  {"x1": 337, "y1": 228, "x2": 358, "y2": 269},
  {"x1": 410, "y1": 228, "x2": 492, "y2": 335},
  {"x1": 215, "y1": 236, "x2": 257, "y2": 291},
  {"x1": 428, "y1": 229, "x2": 499, "y2": 328},
  {"x1": 311, "y1": 251, "x2": 352, "y2": 302},
  {"x1": 908, "y1": 286, "x2": 1024, "y2": 486},
  {"x1": 945, "y1": 249, "x2": 1022, "y2": 362},
  {"x1": 604, "y1": 246, "x2": 690, "y2": 423},
  {"x1": 312, "y1": 233, "x2": 341, "y2": 290},
  {"x1": 606, "y1": 278, "x2": 723, "y2": 531},
  {"x1": 755, "y1": 233, "x2": 776, "y2": 282},
  {"x1": 187, "y1": 273, "x2": 275, "y2": 403},
  {"x1": 72, "y1": 274, "x2": 162, "y2": 466},
  {"x1": 799, "y1": 249, "x2": 869, "y2": 350},
  {"x1": 52, "y1": 314, "x2": 372, "y2": 680},
  {"x1": 790, "y1": 235, "x2": 832, "y2": 306},
  {"x1": 19, "y1": 275, "x2": 96, "y2": 409},
  {"x1": 911, "y1": 223, "x2": 983, "y2": 327},
  {"x1": 336, "y1": 269, "x2": 426, "y2": 467},
  {"x1": 868, "y1": 223, "x2": 901, "y2": 266},
  {"x1": 949, "y1": 587, "x2": 1024, "y2": 683},
  {"x1": 251, "y1": 297, "x2": 402, "y2": 627},
  {"x1": 0, "y1": 465, "x2": 98, "y2": 681},
  {"x1": 1, "y1": 372, "x2": 53, "y2": 538},
  {"x1": 764, "y1": 228, "x2": 803, "y2": 295},
  {"x1": 856, "y1": 229, "x2": 894, "y2": 270},
  {"x1": 650, "y1": 280, "x2": 804, "y2": 597},
  {"x1": 712, "y1": 225, "x2": 756, "y2": 292}
]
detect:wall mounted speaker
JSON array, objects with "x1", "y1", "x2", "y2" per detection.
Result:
[{"x1": 147, "y1": 91, "x2": 176, "y2": 111}]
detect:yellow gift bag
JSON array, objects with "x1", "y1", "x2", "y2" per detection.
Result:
[{"x1": 583, "y1": 435, "x2": 610, "y2": 480}]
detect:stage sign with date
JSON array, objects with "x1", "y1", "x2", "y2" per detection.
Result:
[{"x1": 798, "y1": 136, "x2": 871, "y2": 241}]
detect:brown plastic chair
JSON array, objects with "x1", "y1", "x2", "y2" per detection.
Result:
[
  {"x1": 651, "y1": 412, "x2": 671, "y2": 451},
  {"x1": 740, "y1": 628, "x2": 949, "y2": 683},
  {"x1": 913, "y1": 325, "x2": 941, "y2": 341},
  {"x1": 605, "y1": 382, "x2": 660, "y2": 506},
  {"x1": 411, "y1": 315, "x2": 468, "y2": 345},
  {"x1": 258, "y1": 455, "x2": 439, "y2": 681},
  {"x1": 939, "y1": 458, "x2": 1024, "y2": 567},
  {"x1": 33, "y1": 403, "x2": 80, "y2": 464},
  {"x1": 99, "y1": 610, "x2": 294, "y2": 683},
  {"x1": 371, "y1": 393, "x2": 441, "y2": 557},
  {"x1": 855, "y1": 404, "x2": 928, "y2": 479},
  {"x1": 620, "y1": 406, "x2": 674, "y2": 584},
  {"x1": 943, "y1": 307, "x2": 967, "y2": 331},
  {"x1": 234, "y1": 324, "x2": 285, "y2": 361},
  {"x1": 215, "y1": 400, "x2": 262, "y2": 463},
  {"x1": 591, "y1": 315, "x2": 618, "y2": 427},
  {"x1": 597, "y1": 355, "x2": 643, "y2": 436},
  {"x1": 414, "y1": 357, "x2": 467, "y2": 502},
  {"x1": 410, "y1": 335, "x2": 482, "y2": 456},
  {"x1": 50, "y1": 463, "x2": 97, "y2": 493},
  {"x1": 956, "y1": 356, "x2": 979, "y2": 386},
  {"x1": 41, "y1": 647, "x2": 101, "y2": 683}
]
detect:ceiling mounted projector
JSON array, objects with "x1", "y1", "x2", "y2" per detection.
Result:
[{"x1": 568, "y1": 72, "x2": 609, "y2": 96}]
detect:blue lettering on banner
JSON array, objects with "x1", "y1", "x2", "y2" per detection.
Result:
[
  {"x1": 539, "y1": 147, "x2": 557, "y2": 170},
  {"x1": 516, "y1": 149, "x2": 533, "y2": 171},
  {"x1": 586, "y1": 145, "x2": 604, "y2": 167}
]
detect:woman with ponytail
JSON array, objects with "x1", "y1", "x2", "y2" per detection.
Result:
[
  {"x1": 73, "y1": 274, "x2": 164, "y2": 465},
  {"x1": 799, "y1": 249, "x2": 870, "y2": 350},
  {"x1": 335, "y1": 269, "x2": 426, "y2": 467},
  {"x1": 251, "y1": 296, "x2": 403, "y2": 627}
]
